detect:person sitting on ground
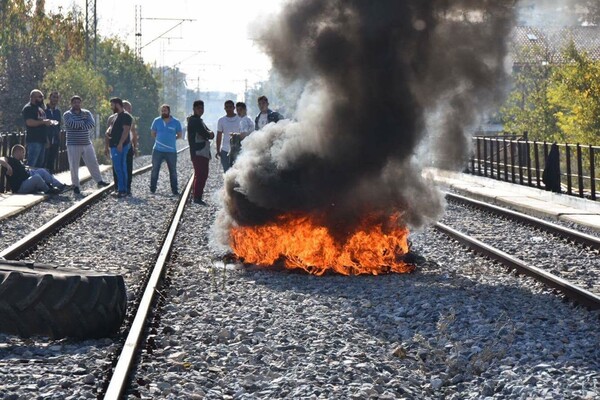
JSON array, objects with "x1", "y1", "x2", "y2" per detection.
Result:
[{"x1": 0, "y1": 144, "x2": 67, "y2": 195}]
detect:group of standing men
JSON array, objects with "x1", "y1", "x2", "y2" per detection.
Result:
[
  {"x1": 3, "y1": 89, "x2": 283, "y2": 204},
  {"x1": 2, "y1": 89, "x2": 110, "y2": 195},
  {"x1": 185, "y1": 95, "x2": 283, "y2": 205}
]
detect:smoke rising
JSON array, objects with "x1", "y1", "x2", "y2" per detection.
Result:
[{"x1": 214, "y1": 0, "x2": 516, "y2": 248}]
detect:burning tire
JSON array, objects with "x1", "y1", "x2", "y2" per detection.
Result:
[{"x1": 0, "y1": 260, "x2": 127, "y2": 339}]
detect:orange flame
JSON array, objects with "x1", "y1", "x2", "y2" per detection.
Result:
[{"x1": 230, "y1": 213, "x2": 414, "y2": 276}]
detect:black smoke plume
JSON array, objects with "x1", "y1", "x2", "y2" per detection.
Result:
[{"x1": 214, "y1": 0, "x2": 516, "y2": 247}]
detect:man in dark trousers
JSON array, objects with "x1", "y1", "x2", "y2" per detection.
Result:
[
  {"x1": 44, "y1": 91, "x2": 62, "y2": 173},
  {"x1": 105, "y1": 98, "x2": 132, "y2": 198},
  {"x1": 187, "y1": 100, "x2": 214, "y2": 205},
  {"x1": 22, "y1": 89, "x2": 55, "y2": 168},
  {"x1": 107, "y1": 100, "x2": 138, "y2": 195}
]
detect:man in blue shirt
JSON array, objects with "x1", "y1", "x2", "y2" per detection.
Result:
[{"x1": 150, "y1": 104, "x2": 182, "y2": 195}]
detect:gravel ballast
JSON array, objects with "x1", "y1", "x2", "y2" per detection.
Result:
[
  {"x1": 131, "y1": 170, "x2": 600, "y2": 399},
  {"x1": 0, "y1": 157, "x2": 599, "y2": 399}
]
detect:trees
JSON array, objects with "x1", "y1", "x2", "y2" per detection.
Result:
[
  {"x1": 0, "y1": 4, "x2": 160, "y2": 154},
  {"x1": 501, "y1": 43, "x2": 600, "y2": 146},
  {"x1": 42, "y1": 58, "x2": 110, "y2": 122},
  {"x1": 0, "y1": 1, "x2": 85, "y2": 130},
  {"x1": 547, "y1": 43, "x2": 600, "y2": 145},
  {"x1": 95, "y1": 39, "x2": 159, "y2": 154},
  {"x1": 500, "y1": 47, "x2": 561, "y2": 141}
]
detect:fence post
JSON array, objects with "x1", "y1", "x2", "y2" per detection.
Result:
[
  {"x1": 495, "y1": 138, "x2": 501, "y2": 180},
  {"x1": 566, "y1": 144, "x2": 572, "y2": 195},
  {"x1": 576, "y1": 144, "x2": 584, "y2": 198},
  {"x1": 590, "y1": 145, "x2": 596, "y2": 201},
  {"x1": 526, "y1": 139, "x2": 532, "y2": 186},
  {"x1": 503, "y1": 136, "x2": 508, "y2": 181},
  {"x1": 518, "y1": 138, "x2": 524, "y2": 185},
  {"x1": 483, "y1": 137, "x2": 488, "y2": 177},
  {"x1": 476, "y1": 137, "x2": 482, "y2": 175},
  {"x1": 534, "y1": 141, "x2": 541, "y2": 188},
  {"x1": 470, "y1": 138, "x2": 475, "y2": 174},
  {"x1": 511, "y1": 137, "x2": 516, "y2": 183},
  {"x1": 490, "y1": 138, "x2": 495, "y2": 179}
]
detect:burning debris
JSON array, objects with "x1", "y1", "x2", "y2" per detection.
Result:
[{"x1": 214, "y1": 0, "x2": 516, "y2": 275}]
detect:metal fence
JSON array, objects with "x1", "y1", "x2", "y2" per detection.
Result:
[
  {"x1": 0, "y1": 132, "x2": 69, "y2": 193},
  {"x1": 467, "y1": 134, "x2": 599, "y2": 201}
]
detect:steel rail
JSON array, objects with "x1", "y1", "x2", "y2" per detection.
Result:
[
  {"x1": 103, "y1": 175, "x2": 193, "y2": 400},
  {"x1": 434, "y1": 222, "x2": 600, "y2": 310},
  {"x1": 1, "y1": 165, "x2": 146, "y2": 260},
  {"x1": 0, "y1": 148, "x2": 189, "y2": 260},
  {"x1": 444, "y1": 191, "x2": 600, "y2": 250}
]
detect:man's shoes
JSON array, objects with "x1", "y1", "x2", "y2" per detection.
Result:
[
  {"x1": 193, "y1": 197, "x2": 207, "y2": 205},
  {"x1": 73, "y1": 187, "x2": 81, "y2": 195},
  {"x1": 172, "y1": 191, "x2": 180, "y2": 196},
  {"x1": 59, "y1": 184, "x2": 71, "y2": 193},
  {"x1": 150, "y1": 188, "x2": 156, "y2": 194},
  {"x1": 112, "y1": 191, "x2": 127, "y2": 198},
  {"x1": 97, "y1": 181, "x2": 110, "y2": 188},
  {"x1": 45, "y1": 187, "x2": 61, "y2": 195}
]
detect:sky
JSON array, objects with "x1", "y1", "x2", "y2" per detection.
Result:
[{"x1": 44, "y1": 0, "x2": 285, "y2": 96}]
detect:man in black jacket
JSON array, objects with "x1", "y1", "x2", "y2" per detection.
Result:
[{"x1": 187, "y1": 100, "x2": 215, "y2": 205}]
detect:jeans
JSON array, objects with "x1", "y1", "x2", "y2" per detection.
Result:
[
  {"x1": 110, "y1": 143, "x2": 131, "y2": 193},
  {"x1": 219, "y1": 150, "x2": 230, "y2": 173},
  {"x1": 191, "y1": 155, "x2": 209, "y2": 200},
  {"x1": 26, "y1": 142, "x2": 46, "y2": 168},
  {"x1": 31, "y1": 168, "x2": 63, "y2": 188},
  {"x1": 150, "y1": 150, "x2": 178, "y2": 193},
  {"x1": 17, "y1": 168, "x2": 62, "y2": 194},
  {"x1": 17, "y1": 175, "x2": 48, "y2": 194},
  {"x1": 113, "y1": 146, "x2": 134, "y2": 193}
]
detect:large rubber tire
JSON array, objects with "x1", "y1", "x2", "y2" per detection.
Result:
[{"x1": 0, "y1": 260, "x2": 127, "y2": 339}]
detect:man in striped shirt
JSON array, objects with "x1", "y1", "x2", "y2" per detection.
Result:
[{"x1": 63, "y1": 96, "x2": 109, "y2": 194}]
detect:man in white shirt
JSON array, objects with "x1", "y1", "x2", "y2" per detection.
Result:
[
  {"x1": 228, "y1": 101, "x2": 255, "y2": 167},
  {"x1": 216, "y1": 100, "x2": 240, "y2": 173}
]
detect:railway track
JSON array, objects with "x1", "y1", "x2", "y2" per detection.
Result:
[
  {"x1": 0, "y1": 163, "x2": 152, "y2": 260},
  {"x1": 2, "y1": 165, "x2": 599, "y2": 399},
  {"x1": 103, "y1": 175, "x2": 193, "y2": 399},
  {"x1": 438, "y1": 191, "x2": 600, "y2": 310}
]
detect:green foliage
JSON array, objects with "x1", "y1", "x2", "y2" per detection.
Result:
[
  {"x1": 547, "y1": 43, "x2": 600, "y2": 145},
  {"x1": 96, "y1": 39, "x2": 159, "y2": 155},
  {"x1": 0, "y1": 3, "x2": 160, "y2": 157},
  {"x1": 500, "y1": 44, "x2": 561, "y2": 141},
  {"x1": 0, "y1": 1, "x2": 86, "y2": 129},
  {"x1": 501, "y1": 43, "x2": 600, "y2": 145},
  {"x1": 42, "y1": 58, "x2": 111, "y2": 118}
]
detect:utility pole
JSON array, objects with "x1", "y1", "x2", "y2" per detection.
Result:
[
  {"x1": 85, "y1": 0, "x2": 97, "y2": 67},
  {"x1": 85, "y1": 0, "x2": 98, "y2": 137},
  {"x1": 135, "y1": 5, "x2": 142, "y2": 59}
]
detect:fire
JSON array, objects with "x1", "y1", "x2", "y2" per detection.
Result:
[{"x1": 230, "y1": 213, "x2": 414, "y2": 276}]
